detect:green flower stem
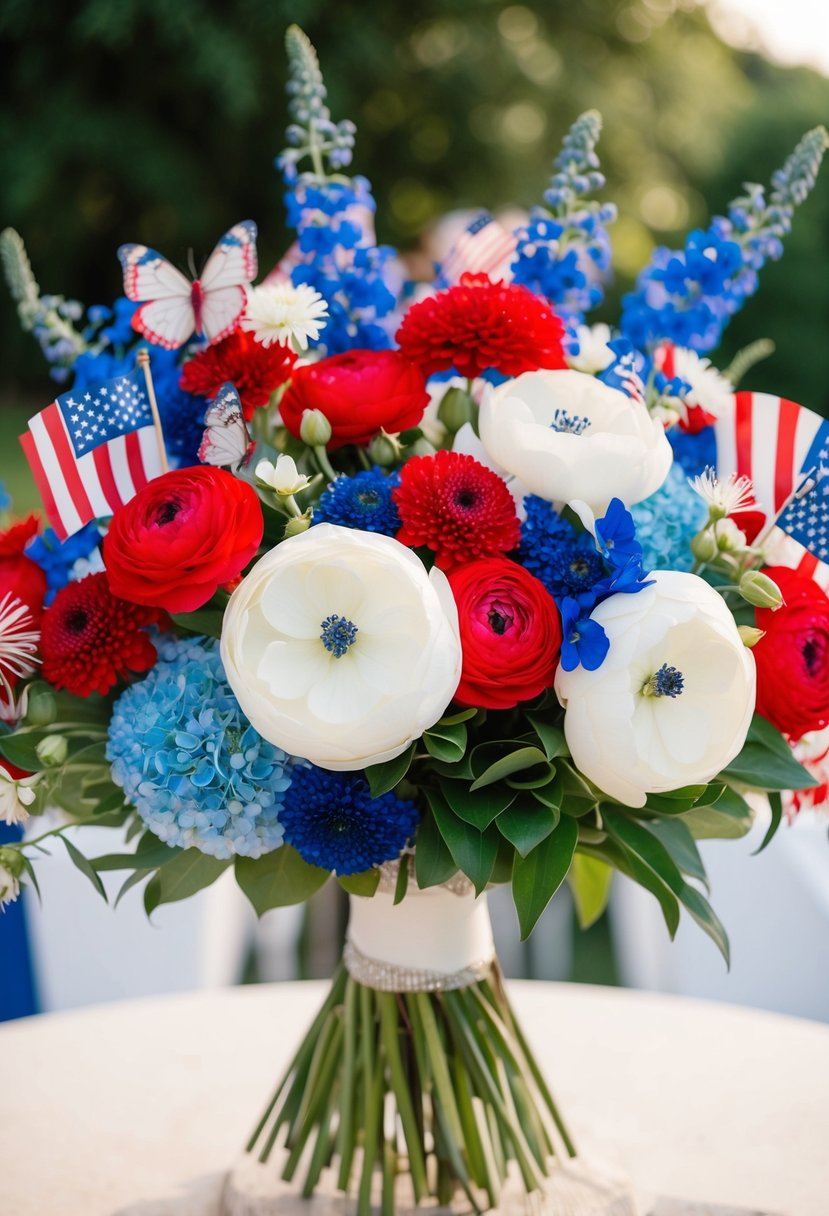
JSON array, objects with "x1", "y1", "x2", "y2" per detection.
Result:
[
  {"x1": 313, "y1": 445, "x2": 338, "y2": 482},
  {"x1": 378, "y1": 993, "x2": 429, "y2": 1201}
]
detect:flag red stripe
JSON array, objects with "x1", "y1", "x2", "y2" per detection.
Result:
[
  {"x1": 773, "y1": 397, "x2": 801, "y2": 511},
  {"x1": 41, "y1": 403, "x2": 95, "y2": 525},
  {"x1": 19, "y1": 429, "x2": 68, "y2": 541},
  {"x1": 797, "y1": 550, "x2": 819, "y2": 579},
  {"x1": 125, "y1": 430, "x2": 148, "y2": 491},
  {"x1": 93, "y1": 444, "x2": 125, "y2": 513},
  {"x1": 734, "y1": 392, "x2": 754, "y2": 483}
]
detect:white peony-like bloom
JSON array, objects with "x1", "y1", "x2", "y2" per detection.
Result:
[
  {"x1": 220, "y1": 524, "x2": 462, "y2": 770},
  {"x1": 241, "y1": 282, "x2": 329, "y2": 351},
  {"x1": 479, "y1": 369, "x2": 672, "y2": 514},
  {"x1": 0, "y1": 764, "x2": 39, "y2": 826},
  {"x1": 255, "y1": 455, "x2": 312, "y2": 496},
  {"x1": 566, "y1": 323, "x2": 615, "y2": 374},
  {"x1": 555, "y1": 571, "x2": 755, "y2": 808}
]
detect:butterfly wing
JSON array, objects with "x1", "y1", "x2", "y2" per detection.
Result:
[
  {"x1": 198, "y1": 382, "x2": 253, "y2": 468},
  {"x1": 118, "y1": 243, "x2": 195, "y2": 349},
  {"x1": 199, "y1": 221, "x2": 258, "y2": 292},
  {"x1": 198, "y1": 284, "x2": 249, "y2": 345}
]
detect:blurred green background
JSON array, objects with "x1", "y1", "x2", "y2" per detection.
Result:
[{"x1": 1, "y1": 0, "x2": 828, "y2": 516}]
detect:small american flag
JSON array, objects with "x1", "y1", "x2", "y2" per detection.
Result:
[
  {"x1": 715, "y1": 390, "x2": 829, "y2": 587},
  {"x1": 20, "y1": 367, "x2": 164, "y2": 542},
  {"x1": 434, "y1": 211, "x2": 517, "y2": 288}
]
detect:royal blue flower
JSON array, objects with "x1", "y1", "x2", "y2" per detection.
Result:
[
  {"x1": 559, "y1": 597, "x2": 609, "y2": 672},
  {"x1": 26, "y1": 522, "x2": 103, "y2": 604},
  {"x1": 107, "y1": 638, "x2": 295, "y2": 860},
  {"x1": 594, "y1": 498, "x2": 643, "y2": 568},
  {"x1": 314, "y1": 468, "x2": 401, "y2": 535},
  {"x1": 280, "y1": 765, "x2": 419, "y2": 875}
]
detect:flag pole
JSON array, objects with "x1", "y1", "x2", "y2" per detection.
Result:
[{"x1": 136, "y1": 349, "x2": 169, "y2": 475}]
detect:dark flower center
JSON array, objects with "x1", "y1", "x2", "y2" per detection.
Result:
[
  {"x1": 487, "y1": 603, "x2": 513, "y2": 635},
  {"x1": 357, "y1": 489, "x2": 380, "y2": 507},
  {"x1": 454, "y1": 488, "x2": 478, "y2": 509},
  {"x1": 643, "y1": 663, "x2": 685, "y2": 698},
  {"x1": 803, "y1": 635, "x2": 824, "y2": 676},
  {"x1": 65, "y1": 609, "x2": 88, "y2": 635},
  {"x1": 155, "y1": 499, "x2": 182, "y2": 526},
  {"x1": 320, "y1": 614, "x2": 359, "y2": 658}
]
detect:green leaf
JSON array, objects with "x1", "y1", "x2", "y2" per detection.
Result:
[
  {"x1": 115, "y1": 868, "x2": 153, "y2": 907},
  {"x1": 434, "y1": 707, "x2": 478, "y2": 726},
  {"x1": 442, "y1": 778, "x2": 515, "y2": 829},
  {"x1": 645, "y1": 818, "x2": 708, "y2": 886},
  {"x1": 496, "y1": 799, "x2": 559, "y2": 858},
  {"x1": 644, "y1": 785, "x2": 709, "y2": 815},
  {"x1": 235, "y1": 845, "x2": 328, "y2": 915},
  {"x1": 93, "y1": 842, "x2": 183, "y2": 871},
  {"x1": 147, "y1": 848, "x2": 230, "y2": 909},
  {"x1": 427, "y1": 789, "x2": 498, "y2": 894},
  {"x1": 423, "y1": 720, "x2": 467, "y2": 764},
  {"x1": 62, "y1": 836, "x2": 108, "y2": 902},
  {"x1": 722, "y1": 713, "x2": 817, "y2": 791},
  {"x1": 414, "y1": 809, "x2": 457, "y2": 888},
  {"x1": 170, "y1": 608, "x2": 224, "y2": 639},
  {"x1": 568, "y1": 853, "x2": 613, "y2": 929},
  {"x1": 511, "y1": 816, "x2": 578, "y2": 939},
  {"x1": 557, "y1": 761, "x2": 600, "y2": 811},
  {"x1": 469, "y1": 744, "x2": 548, "y2": 792},
  {"x1": 365, "y1": 744, "x2": 415, "y2": 798},
  {"x1": 525, "y1": 715, "x2": 568, "y2": 762},
  {"x1": 605, "y1": 815, "x2": 729, "y2": 964},
  {"x1": 754, "y1": 790, "x2": 783, "y2": 854},
  {"x1": 681, "y1": 784, "x2": 754, "y2": 839},
  {"x1": 339, "y1": 869, "x2": 380, "y2": 897},
  {"x1": 591, "y1": 838, "x2": 680, "y2": 938},
  {"x1": 393, "y1": 858, "x2": 409, "y2": 904}
]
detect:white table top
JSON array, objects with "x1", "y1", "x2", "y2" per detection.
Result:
[{"x1": 3, "y1": 980, "x2": 828, "y2": 1216}]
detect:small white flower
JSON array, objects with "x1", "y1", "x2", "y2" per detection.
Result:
[
  {"x1": 0, "y1": 764, "x2": 40, "y2": 826},
  {"x1": 669, "y1": 346, "x2": 733, "y2": 423},
  {"x1": 566, "y1": 324, "x2": 615, "y2": 374},
  {"x1": 241, "y1": 282, "x2": 329, "y2": 351},
  {"x1": 479, "y1": 369, "x2": 672, "y2": 514},
  {"x1": 256, "y1": 455, "x2": 312, "y2": 496},
  {"x1": 221, "y1": 525, "x2": 462, "y2": 770},
  {"x1": 689, "y1": 468, "x2": 755, "y2": 518},
  {"x1": 0, "y1": 861, "x2": 19, "y2": 909},
  {"x1": 0, "y1": 592, "x2": 40, "y2": 700},
  {"x1": 555, "y1": 571, "x2": 756, "y2": 807}
]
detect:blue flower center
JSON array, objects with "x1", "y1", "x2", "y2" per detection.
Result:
[
  {"x1": 550, "y1": 408, "x2": 591, "y2": 436},
  {"x1": 320, "y1": 614, "x2": 358, "y2": 658},
  {"x1": 643, "y1": 663, "x2": 685, "y2": 698}
]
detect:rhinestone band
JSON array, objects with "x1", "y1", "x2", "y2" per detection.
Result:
[
  {"x1": 343, "y1": 937, "x2": 495, "y2": 992},
  {"x1": 374, "y1": 856, "x2": 476, "y2": 898}
]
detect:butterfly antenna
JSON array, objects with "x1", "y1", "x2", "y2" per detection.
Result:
[{"x1": 187, "y1": 248, "x2": 198, "y2": 278}]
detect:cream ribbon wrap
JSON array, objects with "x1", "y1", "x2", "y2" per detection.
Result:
[{"x1": 344, "y1": 865, "x2": 496, "y2": 992}]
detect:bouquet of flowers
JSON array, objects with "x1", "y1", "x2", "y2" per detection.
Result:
[{"x1": 1, "y1": 23, "x2": 828, "y2": 1215}]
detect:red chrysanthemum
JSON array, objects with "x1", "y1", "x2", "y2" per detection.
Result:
[
  {"x1": 40, "y1": 573, "x2": 163, "y2": 697},
  {"x1": 393, "y1": 450, "x2": 521, "y2": 570},
  {"x1": 395, "y1": 273, "x2": 567, "y2": 380},
  {"x1": 179, "y1": 327, "x2": 296, "y2": 420},
  {"x1": 0, "y1": 514, "x2": 48, "y2": 624}
]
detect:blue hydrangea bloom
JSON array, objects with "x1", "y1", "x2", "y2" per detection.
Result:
[
  {"x1": 107, "y1": 638, "x2": 295, "y2": 860},
  {"x1": 630, "y1": 463, "x2": 707, "y2": 573},
  {"x1": 280, "y1": 765, "x2": 419, "y2": 876},
  {"x1": 313, "y1": 469, "x2": 401, "y2": 535},
  {"x1": 26, "y1": 522, "x2": 103, "y2": 604},
  {"x1": 667, "y1": 423, "x2": 718, "y2": 480}
]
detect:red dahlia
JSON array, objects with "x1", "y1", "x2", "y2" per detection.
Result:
[
  {"x1": 179, "y1": 327, "x2": 296, "y2": 420},
  {"x1": 395, "y1": 273, "x2": 567, "y2": 380},
  {"x1": 393, "y1": 451, "x2": 521, "y2": 571},
  {"x1": 40, "y1": 573, "x2": 162, "y2": 697}
]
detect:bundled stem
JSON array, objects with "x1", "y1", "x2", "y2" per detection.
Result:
[{"x1": 247, "y1": 963, "x2": 576, "y2": 1214}]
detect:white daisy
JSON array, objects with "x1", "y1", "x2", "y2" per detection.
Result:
[
  {"x1": 689, "y1": 468, "x2": 756, "y2": 519},
  {"x1": 670, "y1": 346, "x2": 733, "y2": 422},
  {"x1": 241, "y1": 282, "x2": 329, "y2": 351},
  {"x1": 0, "y1": 592, "x2": 40, "y2": 701}
]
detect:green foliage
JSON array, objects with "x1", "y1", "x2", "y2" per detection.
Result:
[{"x1": 235, "y1": 844, "x2": 329, "y2": 915}]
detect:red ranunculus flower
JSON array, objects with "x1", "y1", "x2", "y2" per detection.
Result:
[
  {"x1": 103, "y1": 467, "x2": 263, "y2": 614},
  {"x1": 395, "y1": 273, "x2": 567, "y2": 380},
  {"x1": 179, "y1": 327, "x2": 296, "y2": 420},
  {"x1": 279, "y1": 349, "x2": 429, "y2": 449},
  {"x1": 394, "y1": 451, "x2": 521, "y2": 571},
  {"x1": 448, "y1": 557, "x2": 562, "y2": 710},
  {"x1": 40, "y1": 573, "x2": 162, "y2": 697},
  {"x1": 754, "y1": 566, "x2": 829, "y2": 740},
  {"x1": 0, "y1": 515, "x2": 48, "y2": 623}
]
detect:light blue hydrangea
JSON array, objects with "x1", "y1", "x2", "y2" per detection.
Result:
[
  {"x1": 630, "y1": 462, "x2": 707, "y2": 573},
  {"x1": 107, "y1": 637, "x2": 295, "y2": 859}
]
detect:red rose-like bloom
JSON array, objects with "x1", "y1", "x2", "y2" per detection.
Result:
[
  {"x1": 448, "y1": 558, "x2": 562, "y2": 710},
  {"x1": 396, "y1": 273, "x2": 567, "y2": 380},
  {"x1": 279, "y1": 349, "x2": 429, "y2": 449},
  {"x1": 103, "y1": 466, "x2": 263, "y2": 613},
  {"x1": 754, "y1": 567, "x2": 829, "y2": 740},
  {"x1": 179, "y1": 327, "x2": 296, "y2": 420},
  {"x1": 0, "y1": 515, "x2": 47, "y2": 623},
  {"x1": 394, "y1": 451, "x2": 521, "y2": 571},
  {"x1": 40, "y1": 573, "x2": 161, "y2": 696}
]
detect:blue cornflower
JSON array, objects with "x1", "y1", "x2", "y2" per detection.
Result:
[
  {"x1": 314, "y1": 468, "x2": 401, "y2": 535},
  {"x1": 594, "y1": 498, "x2": 642, "y2": 568},
  {"x1": 26, "y1": 522, "x2": 103, "y2": 604},
  {"x1": 631, "y1": 462, "x2": 708, "y2": 572},
  {"x1": 107, "y1": 638, "x2": 295, "y2": 860},
  {"x1": 519, "y1": 497, "x2": 603, "y2": 600},
  {"x1": 280, "y1": 766, "x2": 419, "y2": 875},
  {"x1": 559, "y1": 597, "x2": 609, "y2": 672},
  {"x1": 667, "y1": 424, "x2": 718, "y2": 481}
]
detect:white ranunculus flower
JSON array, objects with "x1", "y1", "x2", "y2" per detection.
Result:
[
  {"x1": 555, "y1": 571, "x2": 756, "y2": 808},
  {"x1": 479, "y1": 369, "x2": 672, "y2": 513},
  {"x1": 220, "y1": 524, "x2": 462, "y2": 770}
]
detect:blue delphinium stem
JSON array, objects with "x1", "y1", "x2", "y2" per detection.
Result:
[{"x1": 621, "y1": 126, "x2": 828, "y2": 354}]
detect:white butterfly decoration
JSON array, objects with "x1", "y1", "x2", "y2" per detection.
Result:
[
  {"x1": 118, "y1": 220, "x2": 258, "y2": 351},
  {"x1": 198, "y1": 383, "x2": 254, "y2": 469}
]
